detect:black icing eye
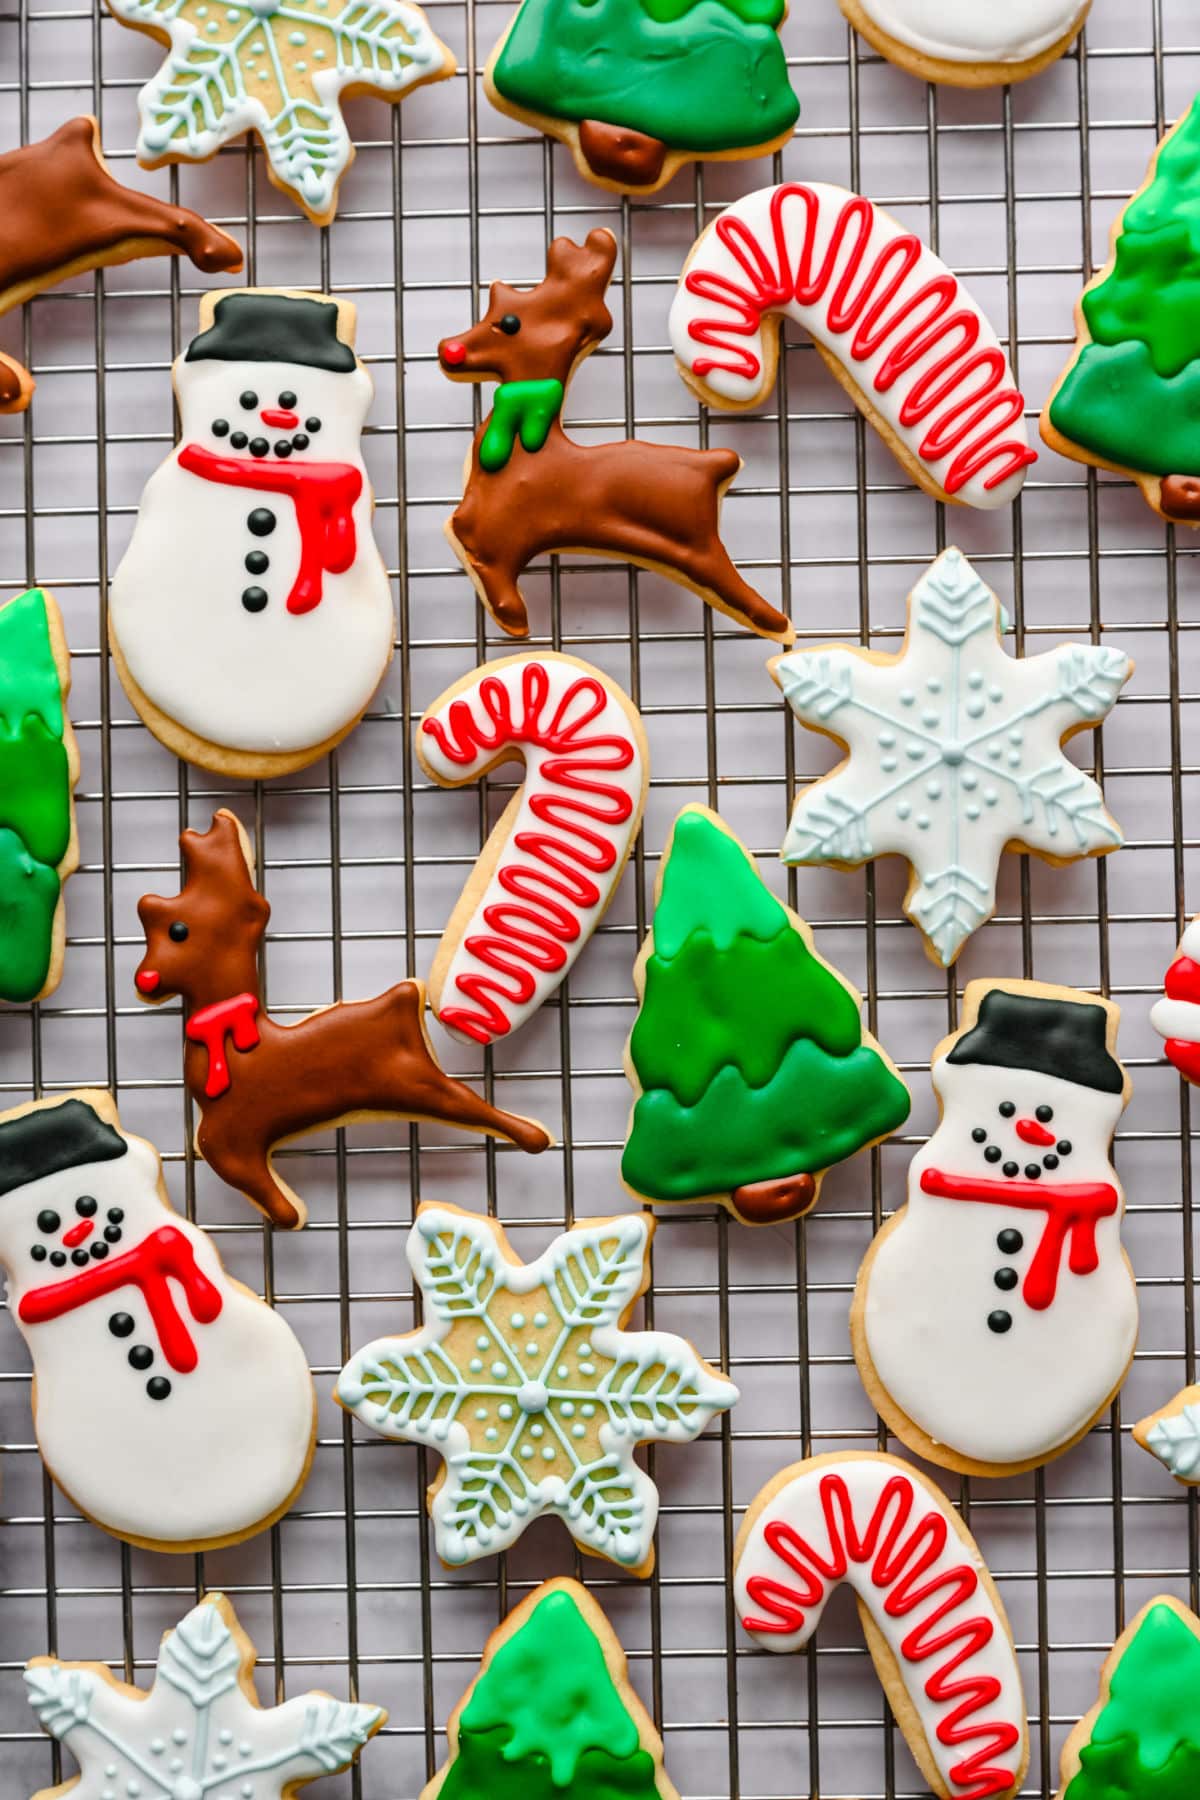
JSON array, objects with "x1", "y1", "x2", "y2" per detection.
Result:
[
  {"x1": 75, "y1": 1196, "x2": 97, "y2": 1218},
  {"x1": 305, "y1": 416, "x2": 321, "y2": 433},
  {"x1": 498, "y1": 313, "x2": 521, "y2": 335},
  {"x1": 37, "y1": 1210, "x2": 60, "y2": 1235},
  {"x1": 168, "y1": 921, "x2": 189, "y2": 942},
  {"x1": 1036, "y1": 1105, "x2": 1054, "y2": 1123},
  {"x1": 998, "y1": 1101, "x2": 1015, "y2": 1118},
  {"x1": 278, "y1": 390, "x2": 297, "y2": 408},
  {"x1": 212, "y1": 418, "x2": 230, "y2": 437},
  {"x1": 240, "y1": 390, "x2": 258, "y2": 410}
]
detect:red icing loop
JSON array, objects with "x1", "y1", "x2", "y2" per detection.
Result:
[
  {"x1": 682, "y1": 184, "x2": 1036, "y2": 497},
  {"x1": 1166, "y1": 1037, "x2": 1200, "y2": 1085},
  {"x1": 177, "y1": 443, "x2": 362, "y2": 614},
  {"x1": 185, "y1": 992, "x2": 262, "y2": 1098},
  {"x1": 1165, "y1": 952, "x2": 1200, "y2": 1004},
  {"x1": 422, "y1": 661, "x2": 637, "y2": 1044},
  {"x1": 19, "y1": 1224, "x2": 223, "y2": 1373},
  {"x1": 742, "y1": 1470, "x2": 1020, "y2": 1800},
  {"x1": 920, "y1": 1167, "x2": 1119, "y2": 1310}
]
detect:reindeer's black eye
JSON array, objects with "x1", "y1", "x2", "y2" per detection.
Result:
[
  {"x1": 498, "y1": 313, "x2": 521, "y2": 335},
  {"x1": 168, "y1": 921, "x2": 189, "y2": 942}
]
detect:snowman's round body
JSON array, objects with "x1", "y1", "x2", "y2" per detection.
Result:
[
  {"x1": 2, "y1": 1117, "x2": 315, "y2": 1548},
  {"x1": 861, "y1": 1049, "x2": 1136, "y2": 1469},
  {"x1": 110, "y1": 307, "x2": 393, "y2": 765}
]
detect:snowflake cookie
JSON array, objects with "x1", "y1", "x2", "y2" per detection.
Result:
[
  {"x1": 24, "y1": 1591, "x2": 384, "y2": 1800},
  {"x1": 1134, "y1": 1383, "x2": 1200, "y2": 1485},
  {"x1": 335, "y1": 1203, "x2": 738, "y2": 1574},
  {"x1": 770, "y1": 547, "x2": 1132, "y2": 967},
  {"x1": 104, "y1": 0, "x2": 455, "y2": 225}
]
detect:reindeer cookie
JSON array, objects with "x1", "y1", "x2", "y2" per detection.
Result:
[
  {"x1": 134, "y1": 811, "x2": 552, "y2": 1230},
  {"x1": 0, "y1": 1092, "x2": 316, "y2": 1552},
  {"x1": 438, "y1": 230, "x2": 792, "y2": 644}
]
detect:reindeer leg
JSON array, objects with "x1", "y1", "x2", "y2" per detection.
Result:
[
  {"x1": 196, "y1": 1116, "x2": 304, "y2": 1229},
  {"x1": 466, "y1": 554, "x2": 531, "y2": 639},
  {"x1": 403, "y1": 1060, "x2": 552, "y2": 1152},
  {"x1": 674, "y1": 540, "x2": 792, "y2": 641}
]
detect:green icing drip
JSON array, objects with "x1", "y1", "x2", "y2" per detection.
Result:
[
  {"x1": 0, "y1": 827, "x2": 60, "y2": 1003},
  {"x1": 1049, "y1": 339, "x2": 1200, "y2": 477},
  {"x1": 1063, "y1": 1603, "x2": 1200, "y2": 1800},
  {"x1": 622, "y1": 811, "x2": 910, "y2": 1202},
  {"x1": 0, "y1": 717, "x2": 71, "y2": 867},
  {"x1": 442, "y1": 1590, "x2": 662, "y2": 1797},
  {"x1": 479, "y1": 379, "x2": 564, "y2": 472},
  {"x1": 0, "y1": 588, "x2": 63, "y2": 737},
  {"x1": 492, "y1": 0, "x2": 798, "y2": 152}
]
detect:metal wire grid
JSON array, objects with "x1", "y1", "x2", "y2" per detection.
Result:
[{"x1": 2, "y1": 2, "x2": 1200, "y2": 1796}]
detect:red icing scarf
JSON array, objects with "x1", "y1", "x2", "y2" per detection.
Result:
[
  {"x1": 920, "y1": 1167, "x2": 1119, "y2": 1311},
  {"x1": 178, "y1": 442, "x2": 362, "y2": 614},
  {"x1": 185, "y1": 992, "x2": 261, "y2": 1098}
]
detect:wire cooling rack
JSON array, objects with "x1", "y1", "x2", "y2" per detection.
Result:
[{"x1": 2, "y1": 1, "x2": 1200, "y2": 1796}]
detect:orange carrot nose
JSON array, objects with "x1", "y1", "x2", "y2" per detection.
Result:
[
  {"x1": 136, "y1": 969, "x2": 161, "y2": 993},
  {"x1": 441, "y1": 340, "x2": 467, "y2": 367}
]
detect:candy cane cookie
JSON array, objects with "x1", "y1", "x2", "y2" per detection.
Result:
[
  {"x1": 839, "y1": 0, "x2": 1090, "y2": 88},
  {"x1": 1151, "y1": 915, "x2": 1200, "y2": 1085},
  {"x1": 669, "y1": 182, "x2": 1036, "y2": 510},
  {"x1": 735, "y1": 1452, "x2": 1028, "y2": 1800},
  {"x1": 418, "y1": 654, "x2": 648, "y2": 1045}
]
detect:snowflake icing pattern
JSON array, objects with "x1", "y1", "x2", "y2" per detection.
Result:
[
  {"x1": 773, "y1": 547, "x2": 1131, "y2": 965},
  {"x1": 107, "y1": 0, "x2": 452, "y2": 223},
  {"x1": 336, "y1": 1205, "x2": 738, "y2": 1570},
  {"x1": 24, "y1": 1593, "x2": 384, "y2": 1799}
]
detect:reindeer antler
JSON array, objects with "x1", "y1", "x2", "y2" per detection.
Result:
[{"x1": 181, "y1": 809, "x2": 258, "y2": 891}]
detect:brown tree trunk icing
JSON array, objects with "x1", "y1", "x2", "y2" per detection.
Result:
[
  {"x1": 577, "y1": 120, "x2": 667, "y2": 188},
  {"x1": 1161, "y1": 475, "x2": 1200, "y2": 520},
  {"x1": 731, "y1": 1173, "x2": 817, "y2": 1225}
]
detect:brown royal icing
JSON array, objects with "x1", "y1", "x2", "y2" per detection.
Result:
[
  {"x1": 0, "y1": 116, "x2": 242, "y2": 411},
  {"x1": 134, "y1": 811, "x2": 552, "y2": 1230},
  {"x1": 437, "y1": 229, "x2": 793, "y2": 644},
  {"x1": 576, "y1": 120, "x2": 666, "y2": 187},
  {"x1": 1161, "y1": 475, "x2": 1200, "y2": 520}
]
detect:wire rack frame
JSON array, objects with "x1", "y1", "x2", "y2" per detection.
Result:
[{"x1": 2, "y1": 2, "x2": 1200, "y2": 1798}]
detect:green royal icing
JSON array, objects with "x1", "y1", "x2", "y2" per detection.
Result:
[
  {"x1": 1050, "y1": 92, "x2": 1200, "y2": 472},
  {"x1": 441, "y1": 1588, "x2": 665, "y2": 1799},
  {"x1": 479, "y1": 378, "x2": 564, "y2": 472},
  {"x1": 0, "y1": 589, "x2": 70, "y2": 1002},
  {"x1": 621, "y1": 810, "x2": 910, "y2": 1203},
  {"x1": 1063, "y1": 1602, "x2": 1200, "y2": 1800},
  {"x1": 492, "y1": 0, "x2": 798, "y2": 154},
  {"x1": 0, "y1": 828, "x2": 61, "y2": 1003}
]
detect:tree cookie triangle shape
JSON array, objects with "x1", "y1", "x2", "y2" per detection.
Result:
[
  {"x1": 421, "y1": 1578, "x2": 680, "y2": 1800},
  {"x1": 1054, "y1": 1595, "x2": 1200, "y2": 1799},
  {"x1": 620, "y1": 805, "x2": 910, "y2": 1226},
  {"x1": 770, "y1": 547, "x2": 1132, "y2": 966}
]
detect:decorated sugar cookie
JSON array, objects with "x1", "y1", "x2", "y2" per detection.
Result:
[
  {"x1": 1043, "y1": 95, "x2": 1200, "y2": 524},
  {"x1": 1053, "y1": 1596, "x2": 1200, "y2": 1799},
  {"x1": 422, "y1": 1579, "x2": 680, "y2": 1800},
  {"x1": 735, "y1": 1453, "x2": 1028, "y2": 1800},
  {"x1": 419, "y1": 653, "x2": 649, "y2": 1046},
  {"x1": 336, "y1": 1203, "x2": 737, "y2": 1575},
  {"x1": 1150, "y1": 916, "x2": 1200, "y2": 1082},
  {"x1": 104, "y1": 0, "x2": 454, "y2": 226},
  {"x1": 25, "y1": 1591, "x2": 384, "y2": 1800},
  {"x1": 1134, "y1": 1384, "x2": 1200, "y2": 1484},
  {"x1": 135, "y1": 810, "x2": 552, "y2": 1231},
  {"x1": 485, "y1": 0, "x2": 798, "y2": 194},
  {"x1": 109, "y1": 288, "x2": 395, "y2": 778},
  {"x1": 438, "y1": 229, "x2": 792, "y2": 643},
  {"x1": 0, "y1": 115, "x2": 241, "y2": 412},
  {"x1": 771, "y1": 548, "x2": 1131, "y2": 966},
  {"x1": 0, "y1": 588, "x2": 79, "y2": 1004},
  {"x1": 853, "y1": 979, "x2": 1137, "y2": 1476},
  {"x1": 0, "y1": 1092, "x2": 316, "y2": 1551},
  {"x1": 621, "y1": 806, "x2": 910, "y2": 1226},
  {"x1": 839, "y1": 0, "x2": 1090, "y2": 88},
  {"x1": 669, "y1": 183, "x2": 1036, "y2": 509}
]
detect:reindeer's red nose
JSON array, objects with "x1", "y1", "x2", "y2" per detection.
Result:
[
  {"x1": 1016, "y1": 1117, "x2": 1056, "y2": 1147},
  {"x1": 261, "y1": 408, "x2": 300, "y2": 429},
  {"x1": 136, "y1": 969, "x2": 161, "y2": 994},
  {"x1": 441, "y1": 340, "x2": 467, "y2": 367}
]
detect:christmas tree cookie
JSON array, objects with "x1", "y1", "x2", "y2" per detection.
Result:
[
  {"x1": 621, "y1": 806, "x2": 910, "y2": 1227},
  {"x1": 485, "y1": 0, "x2": 799, "y2": 194},
  {"x1": 422, "y1": 1579, "x2": 679, "y2": 1800},
  {"x1": 1054, "y1": 1596, "x2": 1200, "y2": 1799},
  {"x1": 1043, "y1": 94, "x2": 1200, "y2": 523},
  {"x1": 0, "y1": 588, "x2": 79, "y2": 1003}
]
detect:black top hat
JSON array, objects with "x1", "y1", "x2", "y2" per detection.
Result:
[
  {"x1": 186, "y1": 293, "x2": 355, "y2": 373},
  {"x1": 0, "y1": 1098, "x2": 127, "y2": 1198},
  {"x1": 947, "y1": 989, "x2": 1124, "y2": 1094}
]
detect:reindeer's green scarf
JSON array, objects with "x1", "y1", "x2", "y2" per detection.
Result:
[{"x1": 479, "y1": 379, "x2": 564, "y2": 472}]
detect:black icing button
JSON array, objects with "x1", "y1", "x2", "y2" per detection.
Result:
[
  {"x1": 987, "y1": 1310, "x2": 1013, "y2": 1334},
  {"x1": 30, "y1": 1243, "x2": 46, "y2": 1262},
  {"x1": 248, "y1": 508, "x2": 276, "y2": 537},
  {"x1": 128, "y1": 1344, "x2": 154, "y2": 1371},
  {"x1": 994, "y1": 1266, "x2": 1019, "y2": 1291},
  {"x1": 37, "y1": 1209, "x2": 60, "y2": 1235},
  {"x1": 242, "y1": 587, "x2": 269, "y2": 614},
  {"x1": 997, "y1": 1228, "x2": 1023, "y2": 1253},
  {"x1": 1002, "y1": 1161, "x2": 1019, "y2": 1178},
  {"x1": 212, "y1": 418, "x2": 230, "y2": 437},
  {"x1": 75, "y1": 1196, "x2": 97, "y2": 1218},
  {"x1": 245, "y1": 551, "x2": 269, "y2": 576},
  {"x1": 109, "y1": 1312, "x2": 135, "y2": 1338},
  {"x1": 147, "y1": 1377, "x2": 172, "y2": 1402},
  {"x1": 104, "y1": 1225, "x2": 123, "y2": 1244},
  {"x1": 90, "y1": 1242, "x2": 108, "y2": 1261},
  {"x1": 230, "y1": 431, "x2": 248, "y2": 450},
  {"x1": 249, "y1": 437, "x2": 269, "y2": 458},
  {"x1": 70, "y1": 1248, "x2": 90, "y2": 1267},
  {"x1": 49, "y1": 1251, "x2": 66, "y2": 1268},
  {"x1": 984, "y1": 1146, "x2": 1002, "y2": 1164}
]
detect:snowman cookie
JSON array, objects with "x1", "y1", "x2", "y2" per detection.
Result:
[
  {"x1": 109, "y1": 287, "x2": 394, "y2": 778},
  {"x1": 838, "y1": 0, "x2": 1090, "y2": 88},
  {"x1": 852, "y1": 979, "x2": 1137, "y2": 1476},
  {"x1": 0, "y1": 1091, "x2": 316, "y2": 1551}
]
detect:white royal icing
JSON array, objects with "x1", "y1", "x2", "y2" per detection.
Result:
[
  {"x1": 1145, "y1": 1398, "x2": 1200, "y2": 1482},
  {"x1": 856, "y1": 0, "x2": 1088, "y2": 65},
  {"x1": 337, "y1": 1206, "x2": 737, "y2": 1570},
  {"x1": 1, "y1": 1104, "x2": 314, "y2": 1547},
  {"x1": 861, "y1": 1026, "x2": 1137, "y2": 1467},
  {"x1": 110, "y1": 328, "x2": 393, "y2": 759},
  {"x1": 734, "y1": 1455, "x2": 1026, "y2": 1799},
  {"x1": 774, "y1": 549, "x2": 1130, "y2": 966},
  {"x1": 1151, "y1": 996, "x2": 1200, "y2": 1043},
  {"x1": 26, "y1": 1593, "x2": 383, "y2": 1796},
  {"x1": 419, "y1": 654, "x2": 648, "y2": 1047},
  {"x1": 668, "y1": 183, "x2": 1035, "y2": 509}
]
